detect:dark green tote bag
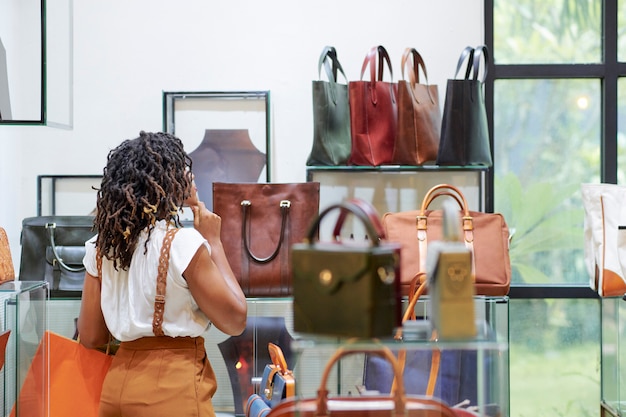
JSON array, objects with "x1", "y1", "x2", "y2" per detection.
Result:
[{"x1": 306, "y1": 46, "x2": 352, "y2": 166}]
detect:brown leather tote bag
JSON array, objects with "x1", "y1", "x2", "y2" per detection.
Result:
[
  {"x1": 392, "y1": 48, "x2": 441, "y2": 165},
  {"x1": 213, "y1": 182, "x2": 320, "y2": 297}
]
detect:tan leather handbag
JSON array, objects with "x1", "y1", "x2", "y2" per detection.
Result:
[
  {"x1": 0, "y1": 227, "x2": 15, "y2": 284},
  {"x1": 382, "y1": 184, "x2": 511, "y2": 296}
]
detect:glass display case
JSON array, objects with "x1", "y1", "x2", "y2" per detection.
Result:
[
  {"x1": 306, "y1": 166, "x2": 487, "y2": 240},
  {"x1": 43, "y1": 295, "x2": 508, "y2": 416},
  {"x1": 0, "y1": 281, "x2": 48, "y2": 417},
  {"x1": 203, "y1": 296, "x2": 508, "y2": 416},
  {"x1": 601, "y1": 296, "x2": 626, "y2": 416}
]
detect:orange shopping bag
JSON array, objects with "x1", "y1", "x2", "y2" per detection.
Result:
[{"x1": 10, "y1": 330, "x2": 113, "y2": 417}]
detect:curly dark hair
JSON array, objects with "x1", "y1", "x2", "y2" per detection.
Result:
[{"x1": 94, "y1": 131, "x2": 193, "y2": 270}]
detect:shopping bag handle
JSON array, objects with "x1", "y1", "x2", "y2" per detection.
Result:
[
  {"x1": 317, "y1": 46, "x2": 348, "y2": 106},
  {"x1": 241, "y1": 199, "x2": 290, "y2": 263},
  {"x1": 331, "y1": 198, "x2": 386, "y2": 241},
  {"x1": 319, "y1": 347, "x2": 406, "y2": 414},
  {"x1": 401, "y1": 47, "x2": 436, "y2": 105},
  {"x1": 268, "y1": 342, "x2": 290, "y2": 374},
  {"x1": 304, "y1": 200, "x2": 382, "y2": 246},
  {"x1": 46, "y1": 223, "x2": 86, "y2": 273},
  {"x1": 360, "y1": 45, "x2": 396, "y2": 105}
]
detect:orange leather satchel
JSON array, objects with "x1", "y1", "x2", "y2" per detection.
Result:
[{"x1": 382, "y1": 184, "x2": 511, "y2": 296}]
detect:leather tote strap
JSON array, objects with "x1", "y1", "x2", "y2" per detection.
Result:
[
  {"x1": 46, "y1": 222, "x2": 86, "y2": 273},
  {"x1": 152, "y1": 228, "x2": 180, "y2": 337},
  {"x1": 317, "y1": 46, "x2": 348, "y2": 105},
  {"x1": 417, "y1": 184, "x2": 475, "y2": 275},
  {"x1": 453, "y1": 46, "x2": 475, "y2": 80},
  {"x1": 470, "y1": 45, "x2": 489, "y2": 83},
  {"x1": 318, "y1": 46, "x2": 348, "y2": 83},
  {"x1": 401, "y1": 47, "x2": 436, "y2": 105},
  {"x1": 331, "y1": 198, "x2": 386, "y2": 241},
  {"x1": 306, "y1": 200, "x2": 382, "y2": 246},
  {"x1": 241, "y1": 199, "x2": 290, "y2": 263},
  {"x1": 360, "y1": 45, "x2": 396, "y2": 105}
]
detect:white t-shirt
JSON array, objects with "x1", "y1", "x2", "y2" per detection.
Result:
[{"x1": 83, "y1": 220, "x2": 212, "y2": 341}]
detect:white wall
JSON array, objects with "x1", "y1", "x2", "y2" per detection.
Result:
[{"x1": 0, "y1": 0, "x2": 484, "y2": 267}]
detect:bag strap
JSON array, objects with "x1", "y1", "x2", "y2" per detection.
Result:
[
  {"x1": 152, "y1": 228, "x2": 180, "y2": 337},
  {"x1": 306, "y1": 200, "x2": 382, "y2": 246},
  {"x1": 360, "y1": 45, "x2": 396, "y2": 105},
  {"x1": 318, "y1": 46, "x2": 348, "y2": 84},
  {"x1": 46, "y1": 222, "x2": 87, "y2": 273},
  {"x1": 321, "y1": 347, "x2": 407, "y2": 415},
  {"x1": 470, "y1": 45, "x2": 489, "y2": 83},
  {"x1": 401, "y1": 47, "x2": 436, "y2": 105},
  {"x1": 391, "y1": 273, "x2": 440, "y2": 397},
  {"x1": 241, "y1": 199, "x2": 291, "y2": 263},
  {"x1": 332, "y1": 198, "x2": 386, "y2": 241},
  {"x1": 318, "y1": 46, "x2": 348, "y2": 105},
  {"x1": 266, "y1": 342, "x2": 295, "y2": 398},
  {"x1": 453, "y1": 46, "x2": 475, "y2": 80},
  {"x1": 417, "y1": 184, "x2": 475, "y2": 275}
]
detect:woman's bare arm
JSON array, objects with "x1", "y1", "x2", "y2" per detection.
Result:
[
  {"x1": 184, "y1": 202, "x2": 247, "y2": 336},
  {"x1": 77, "y1": 272, "x2": 110, "y2": 348}
]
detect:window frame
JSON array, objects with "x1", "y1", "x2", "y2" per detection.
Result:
[{"x1": 484, "y1": 0, "x2": 621, "y2": 297}]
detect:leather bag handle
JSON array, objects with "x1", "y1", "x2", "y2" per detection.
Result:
[
  {"x1": 470, "y1": 45, "x2": 489, "y2": 83},
  {"x1": 331, "y1": 198, "x2": 386, "y2": 241},
  {"x1": 453, "y1": 46, "x2": 475, "y2": 80},
  {"x1": 268, "y1": 342, "x2": 290, "y2": 374},
  {"x1": 318, "y1": 46, "x2": 348, "y2": 84},
  {"x1": 46, "y1": 222, "x2": 86, "y2": 273},
  {"x1": 416, "y1": 183, "x2": 476, "y2": 283},
  {"x1": 401, "y1": 47, "x2": 436, "y2": 105},
  {"x1": 317, "y1": 46, "x2": 349, "y2": 105},
  {"x1": 241, "y1": 199, "x2": 290, "y2": 263},
  {"x1": 305, "y1": 201, "x2": 382, "y2": 246},
  {"x1": 360, "y1": 45, "x2": 396, "y2": 105},
  {"x1": 318, "y1": 347, "x2": 407, "y2": 415}
]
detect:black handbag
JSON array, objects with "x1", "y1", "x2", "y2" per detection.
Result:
[
  {"x1": 291, "y1": 199, "x2": 402, "y2": 338},
  {"x1": 307, "y1": 46, "x2": 352, "y2": 166},
  {"x1": 437, "y1": 45, "x2": 492, "y2": 167},
  {"x1": 19, "y1": 216, "x2": 95, "y2": 296}
]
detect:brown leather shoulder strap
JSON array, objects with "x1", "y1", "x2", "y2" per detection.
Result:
[
  {"x1": 96, "y1": 247, "x2": 103, "y2": 281},
  {"x1": 152, "y1": 228, "x2": 180, "y2": 336}
]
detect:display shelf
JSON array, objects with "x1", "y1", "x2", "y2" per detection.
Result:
[
  {"x1": 601, "y1": 296, "x2": 626, "y2": 416},
  {"x1": 0, "y1": 281, "x2": 48, "y2": 417},
  {"x1": 306, "y1": 166, "x2": 487, "y2": 240},
  {"x1": 42, "y1": 295, "x2": 507, "y2": 416},
  {"x1": 289, "y1": 295, "x2": 509, "y2": 417}
]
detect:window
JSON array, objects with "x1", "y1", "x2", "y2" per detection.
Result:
[{"x1": 486, "y1": 0, "x2": 620, "y2": 415}]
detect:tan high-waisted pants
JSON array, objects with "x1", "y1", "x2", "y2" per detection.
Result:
[{"x1": 99, "y1": 336, "x2": 217, "y2": 417}]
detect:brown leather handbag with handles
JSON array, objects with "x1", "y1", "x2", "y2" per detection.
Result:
[
  {"x1": 213, "y1": 182, "x2": 320, "y2": 297},
  {"x1": 382, "y1": 184, "x2": 511, "y2": 296},
  {"x1": 392, "y1": 47, "x2": 441, "y2": 166}
]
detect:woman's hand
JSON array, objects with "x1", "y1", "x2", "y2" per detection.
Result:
[{"x1": 191, "y1": 201, "x2": 222, "y2": 247}]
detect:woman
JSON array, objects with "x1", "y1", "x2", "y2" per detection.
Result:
[{"x1": 78, "y1": 131, "x2": 247, "y2": 417}]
